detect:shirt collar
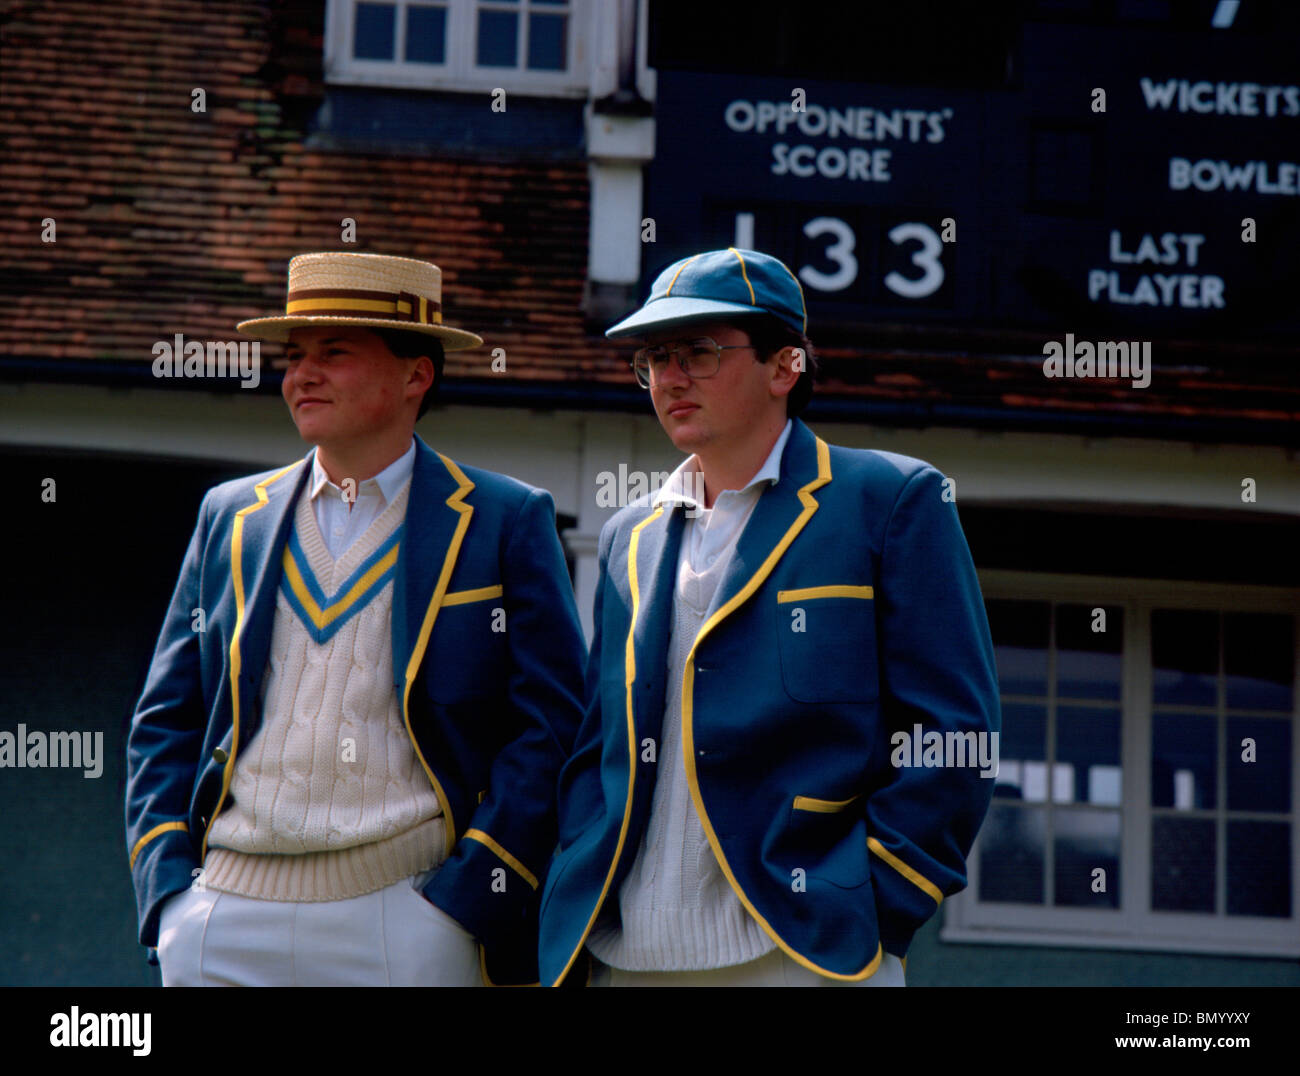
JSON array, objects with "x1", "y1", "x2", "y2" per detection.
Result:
[
  {"x1": 653, "y1": 419, "x2": 793, "y2": 511},
  {"x1": 310, "y1": 438, "x2": 416, "y2": 505}
]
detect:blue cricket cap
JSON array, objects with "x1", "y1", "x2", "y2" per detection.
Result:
[{"x1": 606, "y1": 248, "x2": 808, "y2": 339}]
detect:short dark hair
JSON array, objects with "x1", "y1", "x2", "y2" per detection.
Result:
[
  {"x1": 737, "y1": 315, "x2": 818, "y2": 418},
  {"x1": 371, "y1": 328, "x2": 445, "y2": 420}
]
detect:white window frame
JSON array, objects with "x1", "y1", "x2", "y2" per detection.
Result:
[
  {"x1": 942, "y1": 570, "x2": 1300, "y2": 959},
  {"x1": 325, "y1": 0, "x2": 591, "y2": 98}
]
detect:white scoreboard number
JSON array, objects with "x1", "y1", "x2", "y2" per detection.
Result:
[{"x1": 734, "y1": 212, "x2": 947, "y2": 300}]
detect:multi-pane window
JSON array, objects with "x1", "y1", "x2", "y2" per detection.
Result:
[
  {"x1": 944, "y1": 575, "x2": 1298, "y2": 957},
  {"x1": 1150, "y1": 610, "x2": 1293, "y2": 919},
  {"x1": 352, "y1": 2, "x2": 450, "y2": 64},
  {"x1": 476, "y1": 0, "x2": 569, "y2": 72},
  {"x1": 980, "y1": 601, "x2": 1124, "y2": 909},
  {"x1": 327, "y1": 0, "x2": 587, "y2": 95}
]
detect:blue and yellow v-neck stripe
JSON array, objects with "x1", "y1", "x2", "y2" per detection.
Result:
[{"x1": 279, "y1": 524, "x2": 403, "y2": 644}]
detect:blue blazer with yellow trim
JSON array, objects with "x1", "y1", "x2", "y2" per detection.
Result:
[
  {"x1": 538, "y1": 417, "x2": 1000, "y2": 984},
  {"x1": 125, "y1": 435, "x2": 586, "y2": 985}
]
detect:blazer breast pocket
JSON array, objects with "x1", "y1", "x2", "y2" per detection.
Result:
[
  {"x1": 427, "y1": 584, "x2": 508, "y2": 704},
  {"x1": 774, "y1": 585, "x2": 878, "y2": 704}
]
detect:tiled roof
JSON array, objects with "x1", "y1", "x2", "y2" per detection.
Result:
[
  {"x1": 0, "y1": 0, "x2": 598, "y2": 382},
  {"x1": 1, "y1": 0, "x2": 1296, "y2": 444}
]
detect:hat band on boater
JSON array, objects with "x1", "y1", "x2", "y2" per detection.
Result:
[{"x1": 284, "y1": 288, "x2": 443, "y2": 325}]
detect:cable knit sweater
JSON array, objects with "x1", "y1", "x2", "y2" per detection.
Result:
[{"x1": 204, "y1": 480, "x2": 445, "y2": 901}]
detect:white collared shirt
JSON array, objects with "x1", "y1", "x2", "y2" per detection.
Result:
[
  {"x1": 653, "y1": 420, "x2": 793, "y2": 580},
  {"x1": 309, "y1": 439, "x2": 416, "y2": 559}
]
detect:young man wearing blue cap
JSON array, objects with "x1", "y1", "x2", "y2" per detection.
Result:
[{"x1": 538, "y1": 247, "x2": 1000, "y2": 986}]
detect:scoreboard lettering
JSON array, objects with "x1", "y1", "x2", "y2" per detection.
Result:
[
  {"x1": 1091, "y1": 231, "x2": 1224, "y2": 310},
  {"x1": 644, "y1": 24, "x2": 1299, "y2": 343}
]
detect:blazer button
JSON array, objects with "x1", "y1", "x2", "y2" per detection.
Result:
[{"x1": 212, "y1": 747, "x2": 229, "y2": 764}]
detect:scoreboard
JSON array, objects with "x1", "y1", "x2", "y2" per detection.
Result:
[{"x1": 643, "y1": 23, "x2": 1300, "y2": 344}]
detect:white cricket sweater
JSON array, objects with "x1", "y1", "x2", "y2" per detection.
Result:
[{"x1": 204, "y1": 479, "x2": 445, "y2": 901}]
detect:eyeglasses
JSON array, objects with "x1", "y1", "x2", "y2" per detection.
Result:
[{"x1": 629, "y1": 338, "x2": 755, "y2": 389}]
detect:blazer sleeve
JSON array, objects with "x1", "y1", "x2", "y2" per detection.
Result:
[
  {"x1": 425, "y1": 487, "x2": 588, "y2": 952},
  {"x1": 538, "y1": 518, "x2": 614, "y2": 987},
  {"x1": 866, "y1": 464, "x2": 1001, "y2": 958},
  {"x1": 124, "y1": 492, "x2": 210, "y2": 949},
  {"x1": 553, "y1": 517, "x2": 615, "y2": 854}
]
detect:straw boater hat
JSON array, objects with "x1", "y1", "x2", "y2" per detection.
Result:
[{"x1": 236, "y1": 251, "x2": 483, "y2": 350}]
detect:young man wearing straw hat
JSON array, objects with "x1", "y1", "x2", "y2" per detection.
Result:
[
  {"x1": 539, "y1": 248, "x2": 1000, "y2": 986},
  {"x1": 125, "y1": 252, "x2": 586, "y2": 986}
]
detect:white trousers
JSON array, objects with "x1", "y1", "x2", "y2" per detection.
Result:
[
  {"x1": 590, "y1": 947, "x2": 906, "y2": 987},
  {"x1": 157, "y1": 873, "x2": 482, "y2": 987}
]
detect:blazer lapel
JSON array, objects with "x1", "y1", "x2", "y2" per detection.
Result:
[
  {"x1": 392, "y1": 435, "x2": 475, "y2": 700},
  {"x1": 229, "y1": 455, "x2": 310, "y2": 726},
  {"x1": 625, "y1": 501, "x2": 685, "y2": 742},
  {"x1": 698, "y1": 419, "x2": 832, "y2": 643}
]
